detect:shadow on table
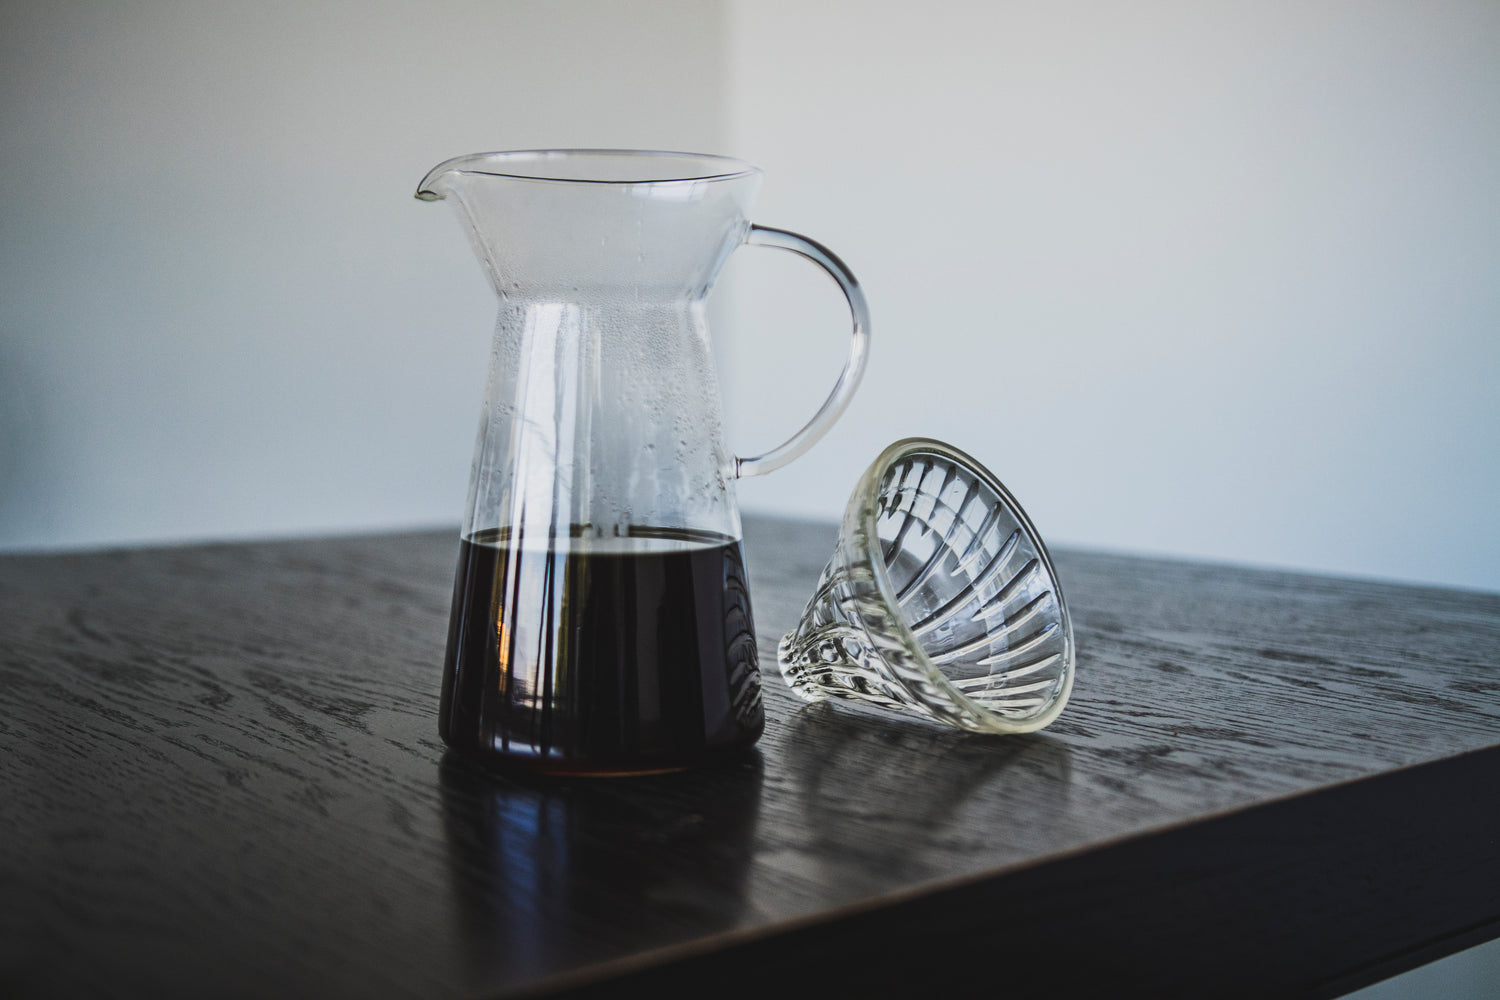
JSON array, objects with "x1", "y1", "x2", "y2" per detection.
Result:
[
  {"x1": 437, "y1": 750, "x2": 764, "y2": 987},
  {"x1": 782, "y1": 701, "x2": 1075, "y2": 881}
]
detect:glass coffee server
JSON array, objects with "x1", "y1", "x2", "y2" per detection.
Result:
[{"x1": 418, "y1": 150, "x2": 869, "y2": 774}]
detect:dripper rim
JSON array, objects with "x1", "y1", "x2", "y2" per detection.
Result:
[
  {"x1": 416, "y1": 148, "x2": 762, "y2": 198},
  {"x1": 849, "y1": 436, "x2": 1076, "y2": 733}
]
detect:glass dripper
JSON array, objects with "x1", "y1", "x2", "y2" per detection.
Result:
[{"x1": 779, "y1": 438, "x2": 1076, "y2": 734}]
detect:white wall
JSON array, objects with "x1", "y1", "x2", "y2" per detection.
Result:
[
  {"x1": 717, "y1": 0, "x2": 1500, "y2": 592},
  {"x1": 3, "y1": 0, "x2": 1498, "y2": 594},
  {"x1": 0, "y1": 0, "x2": 727, "y2": 548}
]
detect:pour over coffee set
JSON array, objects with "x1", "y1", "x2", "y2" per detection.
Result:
[{"x1": 419, "y1": 149, "x2": 1075, "y2": 775}]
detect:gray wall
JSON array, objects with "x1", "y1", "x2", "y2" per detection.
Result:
[
  {"x1": 1, "y1": 0, "x2": 727, "y2": 548},
  {"x1": 717, "y1": 0, "x2": 1500, "y2": 592},
  {"x1": 3, "y1": 0, "x2": 1498, "y2": 597}
]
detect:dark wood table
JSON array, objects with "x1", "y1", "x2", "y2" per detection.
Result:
[{"x1": 3, "y1": 516, "x2": 1497, "y2": 998}]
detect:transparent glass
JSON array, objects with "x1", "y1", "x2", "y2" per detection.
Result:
[
  {"x1": 418, "y1": 149, "x2": 870, "y2": 773},
  {"x1": 779, "y1": 438, "x2": 1075, "y2": 733}
]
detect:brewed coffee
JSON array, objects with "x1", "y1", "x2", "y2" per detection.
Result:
[{"x1": 439, "y1": 527, "x2": 764, "y2": 774}]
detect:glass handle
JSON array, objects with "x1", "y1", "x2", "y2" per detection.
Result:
[{"x1": 734, "y1": 225, "x2": 871, "y2": 478}]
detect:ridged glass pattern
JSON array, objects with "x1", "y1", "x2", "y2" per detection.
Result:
[{"x1": 778, "y1": 439, "x2": 1075, "y2": 733}]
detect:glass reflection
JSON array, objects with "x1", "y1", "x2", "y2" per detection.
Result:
[
  {"x1": 438, "y1": 751, "x2": 764, "y2": 990},
  {"x1": 787, "y1": 702, "x2": 1074, "y2": 883}
]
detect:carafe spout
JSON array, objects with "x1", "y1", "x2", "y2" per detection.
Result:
[{"x1": 414, "y1": 156, "x2": 465, "y2": 202}]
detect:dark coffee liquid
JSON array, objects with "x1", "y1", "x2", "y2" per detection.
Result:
[{"x1": 439, "y1": 527, "x2": 764, "y2": 774}]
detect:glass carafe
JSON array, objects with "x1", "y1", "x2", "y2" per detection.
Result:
[{"x1": 417, "y1": 150, "x2": 869, "y2": 774}]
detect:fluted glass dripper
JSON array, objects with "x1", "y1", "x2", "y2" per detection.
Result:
[{"x1": 779, "y1": 438, "x2": 1075, "y2": 733}]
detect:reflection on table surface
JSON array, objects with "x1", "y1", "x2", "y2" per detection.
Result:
[{"x1": 439, "y1": 750, "x2": 764, "y2": 987}]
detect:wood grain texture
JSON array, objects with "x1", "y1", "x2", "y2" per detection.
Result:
[{"x1": 1, "y1": 516, "x2": 1497, "y2": 998}]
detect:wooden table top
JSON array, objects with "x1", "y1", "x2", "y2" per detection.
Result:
[{"x1": 2, "y1": 516, "x2": 1497, "y2": 998}]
